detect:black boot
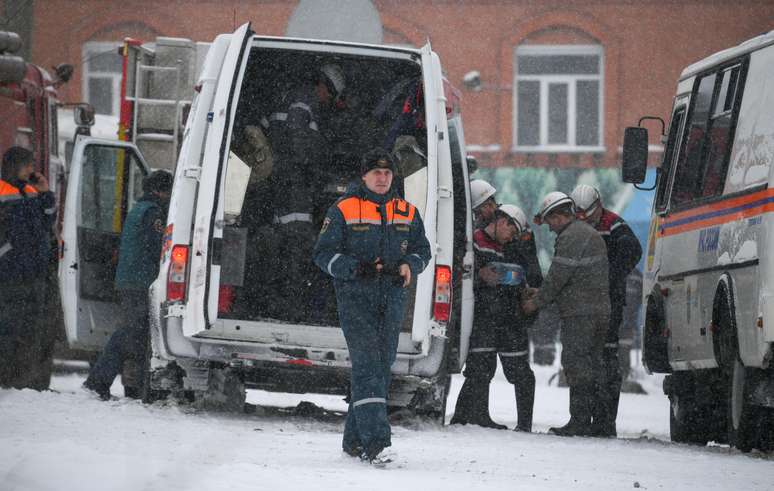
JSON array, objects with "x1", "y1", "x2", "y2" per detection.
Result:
[
  {"x1": 550, "y1": 385, "x2": 592, "y2": 437},
  {"x1": 450, "y1": 378, "x2": 477, "y2": 425},
  {"x1": 450, "y1": 378, "x2": 506, "y2": 430},
  {"x1": 514, "y1": 373, "x2": 535, "y2": 432},
  {"x1": 590, "y1": 388, "x2": 619, "y2": 438}
]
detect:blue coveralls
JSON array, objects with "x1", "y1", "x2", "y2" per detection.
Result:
[{"x1": 314, "y1": 184, "x2": 431, "y2": 457}]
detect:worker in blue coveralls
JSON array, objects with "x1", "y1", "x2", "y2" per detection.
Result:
[{"x1": 314, "y1": 148, "x2": 431, "y2": 465}]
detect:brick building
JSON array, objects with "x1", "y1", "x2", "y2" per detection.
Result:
[{"x1": 28, "y1": 0, "x2": 774, "y2": 169}]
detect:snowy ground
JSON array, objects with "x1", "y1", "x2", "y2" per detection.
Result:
[{"x1": 1, "y1": 356, "x2": 773, "y2": 491}]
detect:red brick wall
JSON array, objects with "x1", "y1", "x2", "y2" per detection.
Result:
[{"x1": 30, "y1": 0, "x2": 774, "y2": 168}]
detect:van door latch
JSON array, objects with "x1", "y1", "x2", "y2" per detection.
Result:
[
  {"x1": 183, "y1": 168, "x2": 201, "y2": 180},
  {"x1": 438, "y1": 186, "x2": 452, "y2": 199}
]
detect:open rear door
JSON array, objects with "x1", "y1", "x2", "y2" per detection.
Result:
[
  {"x1": 59, "y1": 138, "x2": 149, "y2": 351},
  {"x1": 183, "y1": 22, "x2": 253, "y2": 337}
]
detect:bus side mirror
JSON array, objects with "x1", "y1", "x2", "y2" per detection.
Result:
[
  {"x1": 622, "y1": 127, "x2": 648, "y2": 184},
  {"x1": 466, "y1": 155, "x2": 478, "y2": 174}
]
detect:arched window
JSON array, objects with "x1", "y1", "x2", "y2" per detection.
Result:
[{"x1": 514, "y1": 39, "x2": 604, "y2": 152}]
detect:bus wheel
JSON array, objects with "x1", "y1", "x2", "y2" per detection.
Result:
[
  {"x1": 716, "y1": 291, "x2": 759, "y2": 452},
  {"x1": 724, "y1": 354, "x2": 759, "y2": 452}
]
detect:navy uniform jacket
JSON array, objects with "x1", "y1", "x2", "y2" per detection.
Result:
[
  {"x1": 314, "y1": 185, "x2": 431, "y2": 285},
  {"x1": 0, "y1": 179, "x2": 56, "y2": 281},
  {"x1": 596, "y1": 209, "x2": 642, "y2": 307}
]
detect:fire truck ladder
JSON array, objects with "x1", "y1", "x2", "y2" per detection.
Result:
[{"x1": 129, "y1": 60, "x2": 189, "y2": 167}]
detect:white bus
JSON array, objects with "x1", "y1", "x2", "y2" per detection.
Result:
[{"x1": 622, "y1": 31, "x2": 774, "y2": 451}]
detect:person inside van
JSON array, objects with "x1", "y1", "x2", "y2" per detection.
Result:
[
  {"x1": 0, "y1": 146, "x2": 56, "y2": 390},
  {"x1": 451, "y1": 204, "x2": 535, "y2": 431},
  {"x1": 83, "y1": 170, "x2": 173, "y2": 400},
  {"x1": 260, "y1": 63, "x2": 347, "y2": 321}
]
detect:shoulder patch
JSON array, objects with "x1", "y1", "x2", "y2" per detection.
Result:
[{"x1": 152, "y1": 218, "x2": 164, "y2": 233}]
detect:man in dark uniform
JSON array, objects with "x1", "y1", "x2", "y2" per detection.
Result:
[
  {"x1": 523, "y1": 191, "x2": 610, "y2": 437},
  {"x1": 83, "y1": 170, "x2": 173, "y2": 400},
  {"x1": 0, "y1": 146, "x2": 57, "y2": 390},
  {"x1": 571, "y1": 184, "x2": 642, "y2": 437},
  {"x1": 314, "y1": 149, "x2": 431, "y2": 464},
  {"x1": 451, "y1": 204, "x2": 535, "y2": 432},
  {"x1": 260, "y1": 64, "x2": 346, "y2": 320}
]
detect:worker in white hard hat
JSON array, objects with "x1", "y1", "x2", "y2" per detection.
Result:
[
  {"x1": 522, "y1": 191, "x2": 610, "y2": 437},
  {"x1": 470, "y1": 179, "x2": 499, "y2": 228},
  {"x1": 451, "y1": 204, "x2": 535, "y2": 432},
  {"x1": 570, "y1": 184, "x2": 642, "y2": 438}
]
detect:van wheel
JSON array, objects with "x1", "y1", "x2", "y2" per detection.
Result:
[
  {"x1": 411, "y1": 374, "x2": 451, "y2": 425},
  {"x1": 193, "y1": 366, "x2": 246, "y2": 412},
  {"x1": 668, "y1": 392, "x2": 709, "y2": 445},
  {"x1": 140, "y1": 335, "x2": 169, "y2": 404}
]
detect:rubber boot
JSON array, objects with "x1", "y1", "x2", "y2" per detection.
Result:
[
  {"x1": 514, "y1": 374, "x2": 535, "y2": 432},
  {"x1": 450, "y1": 378, "x2": 506, "y2": 430},
  {"x1": 450, "y1": 378, "x2": 477, "y2": 425},
  {"x1": 550, "y1": 385, "x2": 592, "y2": 437},
  {"x1": 591, "y1": 388, "x2": 619, "y2": 438}
]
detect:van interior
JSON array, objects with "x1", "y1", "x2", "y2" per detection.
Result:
[{"x1": 217, "y1": 46, "x2": 428, "y2": 329}]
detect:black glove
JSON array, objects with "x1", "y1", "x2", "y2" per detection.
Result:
[{"x1": 356, "y1": 260, "x2": 382, "y2": 279}]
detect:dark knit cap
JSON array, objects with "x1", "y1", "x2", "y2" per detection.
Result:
[{"x1": 360, "y1": 148, "x2": 397, "y2": 176}]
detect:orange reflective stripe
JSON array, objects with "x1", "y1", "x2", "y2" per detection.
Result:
[
  {"x1": 0, "y1": 180, "x2": 22, "y2": 202},
  {"x1": 337, "y1": 196, "x2": 381, "y2": 224},
  {"x1": 23, "y1": 184, "x2": 38, "y2": 196},
  {"x1": 387, "y1": 199, "x2": 415, "y2": 223},
  {"x1": 337, "y1": 196, "x2": 416, "y2": 225}
]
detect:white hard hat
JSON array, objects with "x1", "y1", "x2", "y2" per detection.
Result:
[
  {"x1": 497, "y1": 204, "x2": 527, "y2": 233},
  {"x1": 570, "y1": 184, "x2": 601, "y2": 214},
  {"x1": 534, "y1": 191, "x2": 575, "y2": 225},
  {"x1": 320, "y1": 64, "x2": 346, "y2": 99},
  {"x1": 470, "y1": 179, "x2": 497, "y2": 209}
]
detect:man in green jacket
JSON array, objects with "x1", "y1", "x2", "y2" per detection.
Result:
[
  {"x1": 523, "y1": 191, "x2": 610, "y2": 437},
  {"x1": 83, "y1": 170, "x2": 172, "y2": 400}
]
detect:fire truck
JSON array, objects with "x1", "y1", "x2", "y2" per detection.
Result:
[{"x1": 0, "y1": 30, "x2": 79, "y2": 387}]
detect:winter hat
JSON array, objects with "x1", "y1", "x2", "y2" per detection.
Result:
[
  {"x1": 360, "y1": 148, "x2": 397, "y2": 176},
  {"x1": 143, "y1": 170, "x2": 174, "y2": 194}
]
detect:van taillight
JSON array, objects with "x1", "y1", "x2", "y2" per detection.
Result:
[
  {"x1": 433, "y1": 265, "x2": 452, "y2": 323},
  {"x1": 218, "y1": 285, "x2": 235, "y2": 314},
  {"x1": 167, "y1": 245, "x2": 189, "y2": 302}
]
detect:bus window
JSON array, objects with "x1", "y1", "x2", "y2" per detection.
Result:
[
  {"x1": 699, "y1": 64, "x2": 742, "y2": 198},
  {"x1": 656, "y1": 106, "x2": 685, "y2": 212},
  {"x1": 670, "y1": 73, "x2": 716, "y2": 206}
]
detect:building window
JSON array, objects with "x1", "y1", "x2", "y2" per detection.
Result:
[
  {"x1": 82, "y1": 42, "x2": 122, "y2": 116},
  {"x1": 513, "y1": 45, "x2": 604, "y2": 152}
]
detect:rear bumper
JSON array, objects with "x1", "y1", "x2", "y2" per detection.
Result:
[{"x1": 149, "y1": 296, "x2": 448, "y2": 384}]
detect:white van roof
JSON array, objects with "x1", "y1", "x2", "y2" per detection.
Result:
[
  {"x1": 680, "y1": 30, "x2": 774, "y2": 80},
  {"x1": 252, "y1": 34, "x2": 423, "y2": 57}
]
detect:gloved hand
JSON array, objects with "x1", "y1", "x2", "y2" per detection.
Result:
[{"x1": 356, "y1": 259, "x2": 383, "y2": 278}]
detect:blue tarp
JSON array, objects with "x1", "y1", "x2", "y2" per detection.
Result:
[{"x1": 620, "y1": 168, "x2": 658, "y2": 271}]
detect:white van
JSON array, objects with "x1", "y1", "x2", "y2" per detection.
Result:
[
  {"x1": 61, "y1": 23, "x2": 475, "y2": 418},
  {"x1": 622, "y1": 31, "x2": 774, "y2": 451}
]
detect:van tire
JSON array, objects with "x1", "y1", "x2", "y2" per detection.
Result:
[
  {"x1": 193, "y1": 366, "x2": 246, "y2": 412},
  {"x1": 140, "y1": 334, "x2": 169, "y2": 404},
  {"x1": 668, "y1": 392, "x2": 710, "y2": 445}
]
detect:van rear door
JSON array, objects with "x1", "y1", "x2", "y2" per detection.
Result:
[
  {"x1": 59, "y1": 138, "x2": 149, "y2": 350},
  {"x1": 183, "y1": 22, "x2": 252, "y2": 336}
]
